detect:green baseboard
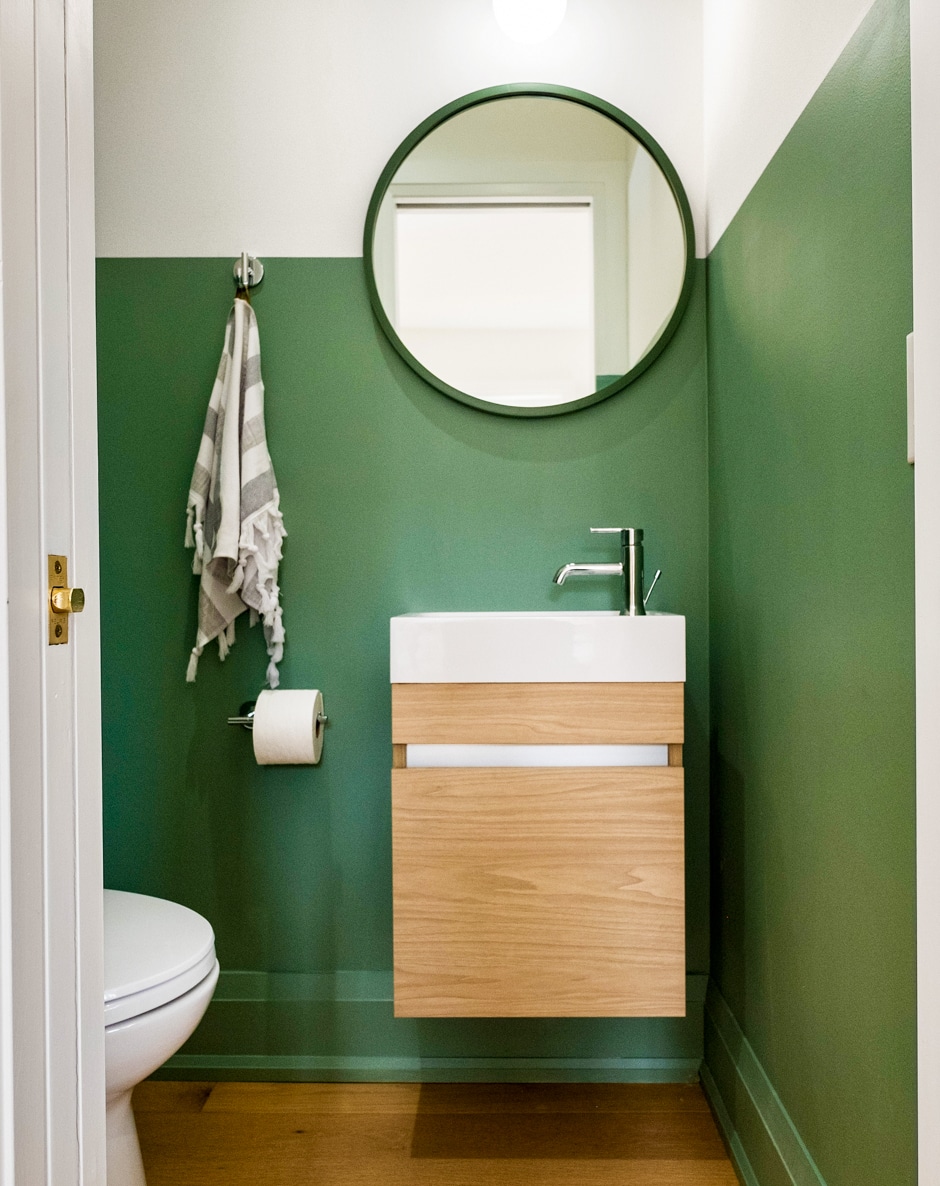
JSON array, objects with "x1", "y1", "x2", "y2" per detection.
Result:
[
  {"x1": 157, "y1": 970, "x2": 707, "y2": 1083},
  {"x1": 700, "y1": 1059, "x2": 760, "y2": 1186},
  {"x1": 155, "y1": 1055, "x2": 701, "y2": 1083},
  {"x1": 701, "y1": 983, "x2": 828, "y2": 1186}
]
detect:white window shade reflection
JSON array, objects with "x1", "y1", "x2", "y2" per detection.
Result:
[{"x1": 393, "y1": 200, "x2": 596, "y2": 408}]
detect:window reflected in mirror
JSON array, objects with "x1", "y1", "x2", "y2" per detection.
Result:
[{"x1": 393, "y1": 199, "x2": 595, "y2": 407}]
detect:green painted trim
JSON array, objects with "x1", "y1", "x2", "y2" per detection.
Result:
[
  {"x1": 362, "y1": 82, "x2": 697, "y2": 418},
  {"x1": 700, "y1": 1061, "x2": 759, "y2": 1186},
  {"x1": 155, "y1": 1055, "x2": 701, "y2": 1084},
  {"x1": 702, "y1": 984, "x2": 829, "y2": 1186},
  {"x1": 211, "y1": 969, "x2": 709, "y2": 1005},
  {"x1": 162, "y1": 971, "x2": 708, "y2": 1083}
]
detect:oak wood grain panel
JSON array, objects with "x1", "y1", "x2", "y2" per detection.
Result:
[
  {"x1": 407, "y1": 1110, "x2": 726, "y2": 1160},
  {"x1": 392, "y1": 683, "x2": 684, "y2": 745},
  {"x1": 135, "y1": 1083, "x2": 738, "y2": 1186},
  {"x1": 139, "y1": 1111, "x2": 723, "y2": 1159},
  {"x1": 392, "y1": 767, "x2": 684, "y2": 1017},
  {"x1": 138, "y1": 1155, "x2": 738, "y2": 1186},
  {"x1": 132, "y1": 1081, "x2": 214, "y2": 1113},
  {"x1": 199, "y1": 1081, "x2": 710, "y2": 1115}
]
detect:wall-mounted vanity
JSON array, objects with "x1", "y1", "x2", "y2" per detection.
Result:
[{"x1": 389, "y1": 611, "x2": 686, "y2": 1018}]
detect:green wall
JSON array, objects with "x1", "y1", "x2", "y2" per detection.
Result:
[
  {"x1": 96, "y1": 257, "x2": 710, "y2": 1075},
  {"x1": 705, "y1": 0, "x2": 915, "y2": 1182}
]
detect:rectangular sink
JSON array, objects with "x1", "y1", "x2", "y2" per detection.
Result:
[{"x1": 390, "y1": 611, "x2": 684, "y2": 683}]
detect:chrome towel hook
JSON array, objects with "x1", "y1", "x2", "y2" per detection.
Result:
[{"x1": 233, "y1": 252, "x2": 264, "y2": 291}]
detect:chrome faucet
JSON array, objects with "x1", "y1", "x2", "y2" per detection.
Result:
[{"x1": 553, "y1": 527, "x2": 659, "y2": 616}]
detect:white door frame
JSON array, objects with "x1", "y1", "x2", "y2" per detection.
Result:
[
  {"x1": 911, "y1": 1, "x2": 940, "y2": 1181},
  {"x1": 0, "y1": 175, "x2": 15, "y2": 1186},
  {"x1": 0, "y1": 0, "x2": 104, "y2": 1180}
]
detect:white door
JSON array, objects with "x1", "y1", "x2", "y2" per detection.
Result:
[{"x1": 0, "y1": 0, "x2": 105, "y2": 1180}]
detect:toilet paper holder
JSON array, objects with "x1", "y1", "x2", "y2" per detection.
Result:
[{"x1": 227, "y1": 700, "x2": 329, "y2": 732}]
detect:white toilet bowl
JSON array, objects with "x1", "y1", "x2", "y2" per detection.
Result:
[{"x1": 104, "y1": 890, "x2": 219, "y2": 1186}]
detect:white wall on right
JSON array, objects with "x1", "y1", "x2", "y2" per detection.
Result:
[{"x1": 703, "y1": 0, "x2": 876, "y2": 250}]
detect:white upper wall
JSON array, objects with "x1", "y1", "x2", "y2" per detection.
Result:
[
  {"x1": 95, "y1": 0, "x2": 893, "y2": 261},
  {"x1": 703, "y1": 0, "x2": 877, "y2": 251},
  {"x1": 94, "y1": 0, "x2": 705, "y2": 258}
]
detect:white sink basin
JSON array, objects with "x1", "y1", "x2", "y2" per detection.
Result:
[{"x1": 390, "y1": 611, "x2": 685, "y2": 683}]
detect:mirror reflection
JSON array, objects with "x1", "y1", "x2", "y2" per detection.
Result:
[{"x1": 369, "y1": 94, "x2": 690, "y2": 411}]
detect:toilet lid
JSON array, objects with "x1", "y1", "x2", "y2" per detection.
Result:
[{"x1": 104, "y1": 890, "x2": 216, "y2": 1017}]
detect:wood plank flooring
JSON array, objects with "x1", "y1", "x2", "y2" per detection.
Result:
[{"x1": 133, "y1": 1081, "x2": 739, "y2": 1186}]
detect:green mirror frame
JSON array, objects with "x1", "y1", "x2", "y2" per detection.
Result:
[{"x1": 363, "y1": 83, "x2": 696, "y2": 419}]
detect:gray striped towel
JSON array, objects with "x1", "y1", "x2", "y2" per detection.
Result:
[{"x1": 185, "y1": 296, "x2": 286, "y2": 687}]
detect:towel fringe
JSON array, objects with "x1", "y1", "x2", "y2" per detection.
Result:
[
  {"x1": 186, "y1": 647, "x2": 201, "y2": 683},
  {"x1": 216, "y1": 619, "x2": 238, "y2": 662},
  {"x1": 235, "y1": 504, "x2": 287, "y2": 686},
  {"x1": 265, "y1": 654, "x2": 280, "y2": 692},
  {"x1": 191, "y1": 518, "x2": 206, "y2": 574}
]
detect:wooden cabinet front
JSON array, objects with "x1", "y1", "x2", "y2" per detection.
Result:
[{"x1": 391, "y1": 683, "x2": 685, "y2": 1018}]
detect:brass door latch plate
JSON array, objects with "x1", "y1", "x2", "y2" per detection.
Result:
[{"x1": 48, "y1": 555, "x2": 84, "y2": 645}]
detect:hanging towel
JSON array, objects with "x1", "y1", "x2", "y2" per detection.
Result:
[{"x1": 185, "y1": 297, "x2": 286, "y2": 687}]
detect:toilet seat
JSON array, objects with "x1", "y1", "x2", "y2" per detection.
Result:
[{"x1": 104, "y1": 889, "x2": 217, "y2": 1025}]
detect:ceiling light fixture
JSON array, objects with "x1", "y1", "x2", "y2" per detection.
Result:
[{"x1": 492, "y1": 0, "x2": 567, "y2": 45}]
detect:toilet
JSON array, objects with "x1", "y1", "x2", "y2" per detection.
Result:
[{"x1": 104, "y1": 890, "x2": 219, "y2": 1186}]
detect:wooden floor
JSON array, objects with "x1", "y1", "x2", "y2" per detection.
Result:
[{"x1": 133, "y1": 1081, "x2": 739, "y2": 1185}]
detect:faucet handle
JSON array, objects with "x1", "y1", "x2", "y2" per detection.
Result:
[
  {"x1": 643, "y1": 569, "x2": 662, "y2": 608},
  {"x1": 590, "y1": 527, "x2": 623, "y2": 533}
]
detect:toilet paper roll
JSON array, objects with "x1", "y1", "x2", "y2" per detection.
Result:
[{"x1": 252, "y1": 689, "x2": 325, "y2": 766}]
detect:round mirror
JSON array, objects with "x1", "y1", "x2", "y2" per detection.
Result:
[{"x1": 364, "y1": 85, "x2": 695, "y2": 418}]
